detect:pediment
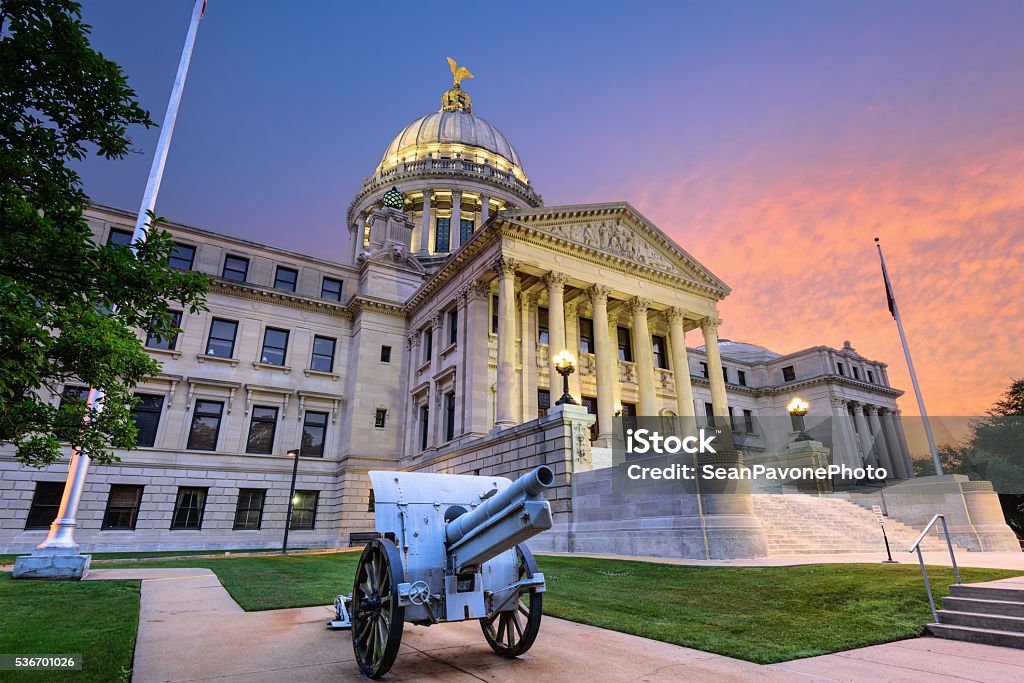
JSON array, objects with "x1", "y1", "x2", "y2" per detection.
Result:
[{"x1": 500, "y1": 202, "x2": 729, "y2": 296}]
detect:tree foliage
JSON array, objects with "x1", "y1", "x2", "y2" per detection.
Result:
[{"x1": 0, "y1": 0, "x2": 208, "y2": 466}]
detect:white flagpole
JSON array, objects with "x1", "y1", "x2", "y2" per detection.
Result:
[
  {"x1": 32, "y1": 1, "x2": 207, "y2": 558},
  {"x1": 875, "y1": 237, "x2": 943, "y2": 475}
]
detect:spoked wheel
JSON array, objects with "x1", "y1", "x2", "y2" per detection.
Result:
[
  {"x1": 480, "y1": 544, "x2": 542, "y2": 657},
  {"x1": 351, "y1": 538, "x2": 405, "y2": 678}
]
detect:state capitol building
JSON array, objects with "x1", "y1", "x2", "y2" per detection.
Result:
[{"x1": 0, "y1": 68, "x2": 926, "y2": 556}]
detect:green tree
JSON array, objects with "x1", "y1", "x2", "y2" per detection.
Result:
[{"x1": 0, "y1": 0, "x2": 208, "y2": 467}]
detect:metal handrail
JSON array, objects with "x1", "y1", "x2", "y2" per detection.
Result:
[{"x1": 909, "y1": 513, "x2": 961, "y2": 623}]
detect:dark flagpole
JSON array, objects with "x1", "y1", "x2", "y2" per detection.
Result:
[{"x1": 875, "y1": 238, "x2": 942, "y2": 475}]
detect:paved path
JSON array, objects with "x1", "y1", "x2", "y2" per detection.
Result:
[
  {"x1": 542, "y1": 550, "x2": 1024, "y2": 570},
  {"x1": 84, "y1": 567, "x2": 1024, "y2": 683}
]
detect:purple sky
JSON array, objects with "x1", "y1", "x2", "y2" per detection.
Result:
[{"x1": 75, "y1": 0, "x2": 1024, "y2": 418}]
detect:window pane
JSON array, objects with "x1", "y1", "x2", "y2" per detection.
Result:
[
  {"x1": 321, "y1": 277, "x2": 343, "y2": 301},
  {"x1": 187, "y1": 401, "x2": 223, "y2": 451},
  {"x1": 435, "y1": 217, "x2": 451, "y2": 252},
  {"x1": 171, "y1": 487, "x2": 207, "y2": 529},
  {"x1": 132, "y1": 393, "x2": 164, "y2": 447},
  {"x1": 289, "y1": 490, "x2": 318, "y2": 530},
  {"x1": 380, "y1": 345, "x2": 391, "y2": 363},
  {"x1": 25, "y1": 482, "x2": 64, "y2": 529},
  {"x1": 538, "y1": 307, "x2": 549, "y2": 344},
  {"x1": 223, "y1": 255, "x2": 249, "y2": 281},
  {"x1": 311, "y1": 336, "x2": 335, "y2": 372},
  {"x1": 261, "y1": 328, "x2": 289, "y2": 365},
  {"x1": 274, "y1": 266, "x2": 298, "y2": 291},
  {"x1": 102, "y1": 485, "x2": 143, "y2": 530},
  {"x1": 233, "y1": 489, "x2": 266, "y2": 530},
  {"x1": 579, "y1": 318, "x2": 594, "y2": 354},
  {"x1": 146, "y1": 310, "x2": 182, "y2": 350},
  {"x1": 617, "y1": 327, "x2": 633, "y2": 362},
  {"x1": 107, "y1": 229, "x2": 133, "y2": 247},
  {"x1": 206, "y1": 319, "x2": 237, "y2": 357},
  {"x1": 169, "y1": 243, "x2": 196, "y2": 270},
  {"x1": 300, "y1": 411, "x2": 328, "y2": 456},
  {"x1": 246, "y1": 406, "x2": 278, "y2": 454}
]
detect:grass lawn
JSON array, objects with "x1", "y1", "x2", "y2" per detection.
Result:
[
  {"x1": 0, "y1": 548, "x2": 309, "y2": 565},
  {"x1": 0, "y1": 573, "x2": 139, "y2": 683},
  {"x1": 99, "y1": 550, "x2": 1023, "y2": 664}
]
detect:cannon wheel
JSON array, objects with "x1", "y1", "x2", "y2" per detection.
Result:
[
  {"x1": 351, "y1": 538, "x2": 405, "y2": 678},
  {"x1": 480, "y1": 544, "x2": 542, "y2": 658}
]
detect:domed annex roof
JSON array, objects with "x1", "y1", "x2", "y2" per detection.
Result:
[{"x1": 697, "y1": 339, "x2": 782, "y2": 363}]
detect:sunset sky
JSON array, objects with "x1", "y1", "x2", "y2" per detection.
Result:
[{"x1": 75, "y1": 0, "x2": 1023, "y2": 419}]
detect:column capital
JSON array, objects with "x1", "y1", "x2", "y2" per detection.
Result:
[
  {"x1": 407, "y1": 332, "x2": 419, "y2": 349},
  {"x1": 452, "y1": 189, "x2": 463, "y2": 200},
  {"x1": 626, "y1": 296, "x2": 652, "y2": 314},
  {"x1": 830, "y1": 396, "x2": 849, "y2": 410},
  {"x1": 492, "y1": 256, "x2": 521, "y2": 277},
  {"x1": 701, "y1": 316, "x2": 723, "y2": 331},
  {"x1": 462, "y1": 280, "x2": 490, "y2": 302},
  {"x1": 564, "y1": 301, "x2": 578, "y2": 318},
  {"x1": 587, "y1": 283, "x2": 613, "y2": 304},
  {"x1": 666, "y1": 307, "x2": 689, "y2": 324},
  {"x1": 430, "y1": 312, "x2": 442, "y2": 330},
  {"x1": 423, "y1": 188, "x2": 433, "y2": 202},
  {"x1": 543, "y1": 270, "x2": 569, "y2": 290}
]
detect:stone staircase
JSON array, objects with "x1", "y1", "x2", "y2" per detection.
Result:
[
  {"x1": 752, "y1": 493, "x2": 966, "y2": 556},
  {"x1": 928, "y1": 579, "x2": 1024, "y2": 649}
]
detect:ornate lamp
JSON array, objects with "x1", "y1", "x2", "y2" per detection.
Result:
[
  {"x1": 553, "y1": 350, "x2": 578, "y2": 406},
  {"x1": 786, "y1": 397, "x2": 812, "y2": 442}
]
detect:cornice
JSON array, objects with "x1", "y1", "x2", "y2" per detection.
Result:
[
  {"x1": 348, "y1": 295, "x2": 408, "y2": 319},
  {"x1": 210, "y1": 278, "x2": 352, "y2": 318}
]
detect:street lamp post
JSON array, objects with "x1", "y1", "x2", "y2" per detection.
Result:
[
  {"x1": 282, "y1": 448, "x2": 301, "y2": 554},
  {"x1": 787, "y1": 397, "x2": 813, "y2": 442},
  {"x1": 553, "y1": 350, "x2": 578, "y2": 406}
]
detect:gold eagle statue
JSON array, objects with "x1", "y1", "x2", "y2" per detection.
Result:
[{"x1": 447, "y1": 57, "x2": 474, "y2": 88}]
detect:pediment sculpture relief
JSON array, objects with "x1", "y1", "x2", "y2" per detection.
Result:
[{"x1": 540, "y1": 219, "x2": 677, "y2": 272}]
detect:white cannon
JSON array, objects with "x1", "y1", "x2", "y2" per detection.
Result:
[{"x1": 347, "y1": 465, "x2": 554, "y2": 677}]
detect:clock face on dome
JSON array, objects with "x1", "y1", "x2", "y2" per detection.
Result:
[{"x1": 382, "y1": 186, "x2": 404, "y2": 209}]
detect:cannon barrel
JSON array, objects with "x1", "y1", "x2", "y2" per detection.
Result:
[{"x1": 444, "y1": 465, "x2": 554, "y2": 572}]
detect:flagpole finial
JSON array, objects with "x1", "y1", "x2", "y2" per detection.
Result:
[{"x1": 874, "y1": 237, "x2": 880, "y2": 243}]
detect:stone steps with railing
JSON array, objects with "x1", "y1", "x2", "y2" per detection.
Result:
[
  {"x1": 752, "y1": 493, "x2": 967, "y2": 556},
  {"x1": 928, "y1": 579, "x2": 1024, "y2": 649}
]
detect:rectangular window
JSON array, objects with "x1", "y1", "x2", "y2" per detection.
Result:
[
  {"x1": 538, "y1": 389, "x2": 550, "y2": 419},
  {"x1": 722, "y1": 366, "x2": 729, "y2": 383},
  {"x1": 300, "y1": 410, "x2": 328, "y2": 457},
  {"x1": 782, "y1": 365, "x2": 796, "y2": 382},
  {"x1": 699, "y1": 362, "x2": 709, "y2": 378},
  {"x1": 290, "y1": 490, "x2": 318, "y2": 530},
  {"x1": 419, "y1": 405, "x2": 429, "y2": 451},
  {"x1": 837, "y1": 361, "x2": 845, "y2": 376},
  {"x1": 743, "y1": 408, "x2": 755, "y2": 434},
  {"x1": 107, "y1": 228, "x2": 133, "y2": 247},
  {"x1": 579, "y1": 317, "x2": 594, "y2": 354},
  {"x1": 737, "y1": 369, "x2": 747, "y2": 386},
  {"x1": 852, "y1": 366, "x2": 861, "y2": 380},
  {"x1": 274, "y1": 266, "x2": 298, "y2": 292},
  {"x1": 222, "y1": 255, "x2": 249, "y2": 281},
  {"x1": 447, "y1": 308, "x2": 458, "y2": 346},
  {"x1": 102, "y1": 484, "x2": 144, "y2": 530},
  {"x1": 538, "y1": 307, "x2": 549, "y2": 345},
  {"x1": 617, "y1": 326, "x2": 633, "y2": 362},
  {"x1": 491, "y1": 294, "x2": 499, "y2": 334},
  {"x1": 460, "y1": 218, "x2": 474, "y2": 244},
  {"x1": 374, "y1": 408, "x2": 387, "y2": 429},
  {"x1": 868, "y1": 370, "x2": 875, "y2": 384},
  {"x1": 132, "y1": 393, "x2": 164, "y2": 447},
  {"x1": 423, "y1": 328, "x2": 433, "y2": 362},
  {"x1": 205, "y1": 318, "x2": 238, "y2": 357},
  {"x1": 60, "y1": 385, "x2": 89, "y2": 408},
  {"x1": 705, "y1": 402, "x2": 716, "y2": 428},
  {"x1": 444, "y1": 391, "x2": 456, "y2": 442},
  {"x1": 245, "y1": 406, "x2": 279, "y2": 454},
  {"x1": 146, "y1": 310, "x2": 182, "y2": 350},
  {"x1": 321, "y1": 276, "x2": 343, "y2": 301},
  {"x1": 24, "y1": 482, "x2": 64, "y2": 530},
  {"x1": 186, "y1": 400, "x2": 224, "y2": 451},
  {"x1": 620, "y1": 402, "x2": 636, "y2": 417},
  {"x1": 260, "y1": 327, "x2": 289, "y2": 366},
  {"x1": 311, "y1": 335, "x2": 336, "y2": 373},
  {"x1": 233, "y1": 489, "x2": 266, "y2": 530},
  {"x1": 380, "y1": 345, "x2": 392, "y2": 363},
  {"x1": 171, "y1": 487, "x2": 207, "y2": 529},
  {"x1": 169, "y1": 243, "x2": 196, "y2": 270},
  {"x1": 652, "y1": 335, "x2": 668, "y2": 369},
  {"x1": 435, "y1": 217, "x2": 451, "y2": 253}
]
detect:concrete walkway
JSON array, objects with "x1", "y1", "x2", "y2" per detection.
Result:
[
  {"x1": 84, "y1": 567, "x2": 1024, "y2": 683},
  {"x1": 544, "y1": 550, "x2": 1024, "y2": 570}
]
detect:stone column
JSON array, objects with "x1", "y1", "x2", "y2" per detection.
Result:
[
  {"x1": 565, "y1": 301, "x2": 582, "y2": 401},
  {"x1": 628, "y1": 298, "x2": 657, "y2": 416},
  {"x1": 519, "y1": 291, "x2": 535, "y2": 423},
  {"x1": 701, "y1": 317, "x2": 729, "y2": 419},
  {"x1": 404, "y1": 332, "x2": 419, "y2": 455},
  {"x1": 420, "y1": 190, "x2": 433, "y2": 255},
  {"x1": 454, "y1": 289, "x2": 468, "y2": 437},
  {"x1": 480, "y1": 194, "x2": 490, "y2": 224},
  {"x1": 866, "y1": 405, "x2": 894, "y2": 478},
  {"x1": 588, "y1": 285, "x2": 615, "y2": 443},
  {"x1": 462, "y1": 281, "x2": 490, "y2": 437},
  {"x1": 494, "y1": 257, "x2": 519, "y2": 429},
  {"x1": 350, "y1": 217, "x2": 363, "y2": 263},
  {"x1": 544, "y1": 272, "x2": 569, "y2": 394},
  {"x1": 852, "y1": 403, "x2": 877, "y2": 467},
  {"x1": 451, "y1": 190, "x2": 463, "y2": 250},
  {"x1": 893, "y1": 409, "x2": 915, "y2": 476},
  {"x1": 829, "y1": 398, "x2": 860, "y2": 469},
  {"x1": 880, "y1": 408, "x2": 909, "y2": 478},
  {"x1": 666, "y1": 308, "x2": 696, "y2": 419},
  {"x1": 428, "y1": 313, "x2": 442, "y2": 447}
]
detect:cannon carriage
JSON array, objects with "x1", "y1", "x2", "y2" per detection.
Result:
[{"x1": 348, "y1": 465, "x2": 555, "y2": 677}]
